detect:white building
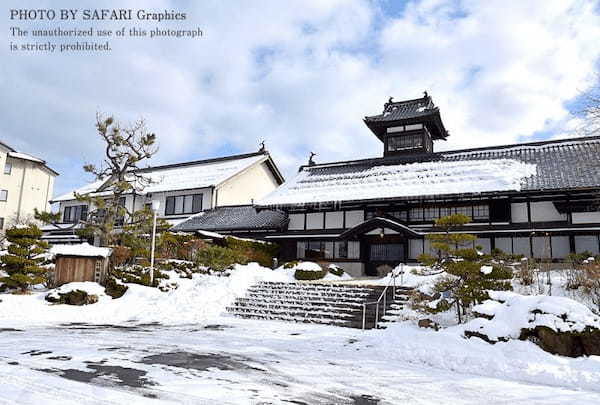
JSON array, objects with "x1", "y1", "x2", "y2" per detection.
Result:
[
  {"x1": 0, "y1": 141, "x2": 58, "y2": 231},
  {"x1": 46, "y1": 150, "x2": 283, "y2": 243}
]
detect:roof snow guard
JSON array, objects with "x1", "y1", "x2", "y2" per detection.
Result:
[
  {"x1": 171, "y1": 205, "x2": 288, "y2": 233},
  {"x1": 363, "y1": 94, "x2": 449, "y2": 141},
  {"x1": 258, "y1": 136, "x2": 600, "y2": 208}
]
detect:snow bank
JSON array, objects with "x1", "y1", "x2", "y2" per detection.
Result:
[
  {"x1": 464, "y1": 291, "x2": 600, "y2": 342},
  {"x1": 46, "y1": 281, "x2": 109, "y2": 301},
  {"x1": 50, "y1": 243, "x2": 112, "y2": 258},
  {"x1": 0, "y1": 263, "x2": 285, "y2": 327},
  {"x1": 274, "y1": 261, "x2": 352, "y2": 281}
]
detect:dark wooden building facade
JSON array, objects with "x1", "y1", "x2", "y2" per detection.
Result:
[{"x1": 254, "y1": 94, "x2": 600, "y2": 277}]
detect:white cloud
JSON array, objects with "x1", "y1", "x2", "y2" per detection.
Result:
[{"x1": 1, "y1": 0, "x2": 599, "y2": 197}]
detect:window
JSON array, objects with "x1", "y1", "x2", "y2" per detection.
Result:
[
  {"x1": 0, "y1": 189, "x2": 7, "y2": 201},
  {"x1": 409, "y1": 207, "x2": 423, "y2": 221},
  {"x1": 0, "y1": 217, "x2": 4, "y2": 229},
  {"x1": 298, "y1": 240, "x2": 356, "y2": 260},
  {"x1": 387, "y1": 134, "x2": 423, "y2": 152},
  {"x1": 389, "y1": 211, "x2": 408, "y2": 221},
  {"x1": 63, "y1": 205, "x2": 88, "y2": 223},
  {"x1": 165, "y1": 193, "x2": 203, "y2": 215},
  {"x1": 3, "y1": 163, "x2": 11, "y2": 175},
  {"x1": 305, "y1": 241, "x2": 333, "y2": 260},
  {"x1": 404, "y1": 123, "x2": 423, "y2": 131},
  {"x1": 335, "y1": 241, "x2": 348, "y2": 259},
  {"x1": 423, "y1": 207, "x2": 439, "y2": 221},
  {"x1": 473, "y1": 204, "x2": 489, "y2": 220}
]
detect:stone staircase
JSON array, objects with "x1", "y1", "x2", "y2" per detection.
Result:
[{"x1": 226, "y1": 281, "x2": 413, "y2": 329}]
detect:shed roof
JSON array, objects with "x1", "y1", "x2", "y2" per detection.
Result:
[{"x1": 50, "y1": 243, "x2": 112, "y2": 258}]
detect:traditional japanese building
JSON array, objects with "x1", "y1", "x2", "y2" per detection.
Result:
[
  {"x1": 249, "y1": 94, "x2": 600, "y2": 277},
  {"x1": 45, "y1": 149, "x2": 284, "y2": 244}
]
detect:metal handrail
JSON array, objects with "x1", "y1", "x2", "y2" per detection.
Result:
[{"x1": 362, "y1": 264, "x2": 404, "y2": 330}]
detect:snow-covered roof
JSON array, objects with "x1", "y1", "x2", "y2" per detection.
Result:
[
  {"x1": 259, "y1": 136, "x2": 600, "y2": 207},
  {"x1": 8, "y1": 151, "x2": 44, "y2": 163},
  {"x1": 259, "y1": 158, "x2": 535, "y2": 206},
  {"x1": 141, "y1": 153, "x2": 266, "y2": 193},
  {"x1": 0, "y1": 141, "x2": 58, "y2": 175},
  {"x1": 52, "y1": 152, "x2": 271, "y2": 202},
  {"x1": 50, "y1": 243, "x2": 112, "y2": 258}
]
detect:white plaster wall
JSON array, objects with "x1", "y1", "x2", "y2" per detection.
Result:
[
  {"x1": 551, "y1": 236, "x2": 570, "y2": 259},
  {"x1": 530, "y1": 201, "x2": 567, "y2": 222},
  {"x1": 494, "y1": 237, "x2": 513, "y2": 254},
  {"x1": 572, "y1": 212, "x2": 600, "y2": 224},
  {"x1": 288, "y1": 213, "x2": 305, "y2": 230},
  {"x1": 575, "y1": 235, "x2": 599, "y2": 255},
  {"x1": 345, "y1": 210, "x2": 364, "y2": 228},
  {"x1": 511, "y1": 203, "x2": 528, "y2": 223},
  {"x1": 325, "y1": 211, "x2": 344, "y2": 229},
  {"x1": 215, "y1": 161, "x2": 280, "y2": 206},
  {"x1": 306, "y1": 213, "x2": 324, "y2": 230}
]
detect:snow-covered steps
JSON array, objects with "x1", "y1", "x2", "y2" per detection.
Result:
[{"x1": 227, "y1": 281, "x2": 413, "y2": 329}]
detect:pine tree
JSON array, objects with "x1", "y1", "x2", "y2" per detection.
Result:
[
  {"x1": 424, "y1": 214, "x2": 512, "y2": 323},
  {"x1": 0, "y1": 225, "x2": 49, "y2": 293}
]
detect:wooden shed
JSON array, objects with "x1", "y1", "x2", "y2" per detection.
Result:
[{"x1": 50, "y1": 243, "x2": 112, "y2": 286}]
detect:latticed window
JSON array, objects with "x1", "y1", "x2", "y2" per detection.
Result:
[
  {"x1": 409, "y1": 207, "x2": 424, "y2": 221},
  {"x1": 423, "y1": 207, "x2": 439, "y2": 221},
  {"x1": 387, "y1": 134, "x2": 423, "y2": 152},
  {"x1": 473, "y1": 204, "x2": 490, "y2": 220}
]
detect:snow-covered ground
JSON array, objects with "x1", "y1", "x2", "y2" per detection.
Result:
[
  {"x1": 2, "y1": 263, "x2": 600, "y2": 403},
  {"x1": 2, "y1": 318, "x2": 600, "y2": 404}
]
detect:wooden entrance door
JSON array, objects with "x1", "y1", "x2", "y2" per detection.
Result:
[{"x1": 365, "y1": 235, "x2": 406, "y2": 276}]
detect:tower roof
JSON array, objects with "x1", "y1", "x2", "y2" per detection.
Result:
[{"x1": 363, "y1": 93, "x2": 449, "y2": 141}]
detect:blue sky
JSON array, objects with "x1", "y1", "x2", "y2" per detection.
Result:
[{"x1": 2, "y1": 0, "x2": 599, "y2": 199}]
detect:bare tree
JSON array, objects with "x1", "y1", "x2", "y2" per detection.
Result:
[{"x1": 579, "y1": 82, "x2": 600, "y2": 137}]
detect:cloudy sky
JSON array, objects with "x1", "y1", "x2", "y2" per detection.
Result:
[{"x1": 2, "y1": 0, "x2": 600, "y2": 198}]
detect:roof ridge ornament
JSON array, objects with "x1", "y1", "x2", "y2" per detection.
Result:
[
  {"x1": 259, "y1": 140, "x2": 266, "y2": 152},
  {"x1": 383, "y1": 96, "x2": 394, "y2": 113},
  {"x1": 308, "y1": 151, "x2": 317, "y2": 166}
]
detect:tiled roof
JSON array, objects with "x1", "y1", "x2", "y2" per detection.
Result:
[
  {"x1": 364, "y1": 95, "x2": 436, "y2": 123},
  {"x1": 171, "y1": 205, "x2": 288, "y2": 232},
  {"x1": 443, "y1": 137, "x2": 600, "y2": 191},
  {"x1": 258, "y1": 136, "x2": 600, "y2": 207}
]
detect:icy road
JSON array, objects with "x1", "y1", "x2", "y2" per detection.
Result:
[{"x1": 2, "y1": 318, "x2": 600, "y2": 404}]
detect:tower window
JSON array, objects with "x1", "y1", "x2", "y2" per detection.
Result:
[{"x1": 387, "y1": 134, "x2": 423, "y2": 152}]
